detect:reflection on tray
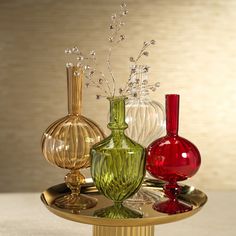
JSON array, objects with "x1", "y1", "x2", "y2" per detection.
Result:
[{"x1": 94, "y1": 203, "x2": 143, "y2": 219}]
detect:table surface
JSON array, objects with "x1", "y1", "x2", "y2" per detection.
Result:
[{"x1": 0, "y1": 191, "x2": 235, "y2": 236}]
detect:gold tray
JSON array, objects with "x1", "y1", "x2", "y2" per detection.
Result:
[{"x1": 41, "y1": 179, "x2": 207, "y2": 236}]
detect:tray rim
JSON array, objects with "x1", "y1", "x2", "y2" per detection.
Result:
[{"x1": 41, "y1": 181, "x2": 207, "y2": 227}]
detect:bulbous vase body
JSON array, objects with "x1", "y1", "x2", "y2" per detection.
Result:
[
  {"x1": 126, "y1": 97, "x2": 165, "y2": 147},
  {"x1": 146, "y1": 135, "x2": 201, "y2": 181},
  {"x1": 42, "y1": 115, "x2": 104, "y2": 171}
]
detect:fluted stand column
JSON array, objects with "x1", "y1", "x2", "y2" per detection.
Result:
[{"x1": 93, "y1": 225, "x2": 154, "y2": 236}]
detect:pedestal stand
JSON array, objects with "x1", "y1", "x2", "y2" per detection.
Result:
[{"x1": 93, "y1": 225, "x2": 154, "y2": 236}]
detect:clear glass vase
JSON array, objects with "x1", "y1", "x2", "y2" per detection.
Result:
[
  {"x1": 125, "y1": 65, "x2": 165, "y2": 147},
  {"x1": 90, "y1": 96, "x2": 146, "y2": 215},
  {"x1": 41, "y1": 65, "x2": 105, "y2": 210},
  {"x1": 125, "y1": 65, "x2": 165, "y2": 204}
]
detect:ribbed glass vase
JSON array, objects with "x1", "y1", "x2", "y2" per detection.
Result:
[
  {"x1": 91, "y1": 96, "x2": 146, "y2": 207},
  {"x1": 41, "y1": 65, "x2": 105, "y2": 210},
  {"x1": 125, "y1": 65, "x2": 165, "y2": 205},
  {"x1": 125, "y1": 65, "x2": 165, "y2": 147}
]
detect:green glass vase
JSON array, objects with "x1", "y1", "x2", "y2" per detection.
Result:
[{"x1": 91, "y1": 96, "x2": 146, "y2": 204}]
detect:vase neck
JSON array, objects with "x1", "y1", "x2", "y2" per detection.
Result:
[
  {"x1": 129, "y1": 65, "x2": 150, "y2": 98},
  {"x1": 166, "y1": 94, "x2": 179, "y2": 136},
  {"x1": 107, "y1": 97, "x2": 128, "y2": 131},
  {"x1": 67, "y1": 66, "x2": 82, "y2": 115}
]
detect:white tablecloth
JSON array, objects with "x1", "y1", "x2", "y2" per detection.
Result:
[{"x1": 0, "y1": 191, "x2": 234, "y2": 236}]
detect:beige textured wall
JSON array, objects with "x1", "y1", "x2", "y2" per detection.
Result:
[{"x1": 0, "y1": 0, "x2": 235, "y2": 192}]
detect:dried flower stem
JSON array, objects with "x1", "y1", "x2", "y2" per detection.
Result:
[
  {"x1": 65, "y1": 3, "x2": 159, "y2": 99},
  {"x1": 120, "y1": 39, "x2": 157, "y2": 96},
  {"x1": 105, "y1": 4, "x2": 128, "y2": 97},
  {"x1": 134, "y1": 44, "x2": 150, "y2": 63},
  {"x1": 107, "y1": 46, "x2": 116, "y2": 97},
  {"x1": 85, "y1": 76, "x2": 109, "y2": 96},
  {"x1": 91, "y1": 56, "x2": 112, "y2": 95}
]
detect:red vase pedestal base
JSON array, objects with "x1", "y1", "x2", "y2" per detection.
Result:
[{"x1": 153, "y1": 199, "x2": 193, "y2": 215}]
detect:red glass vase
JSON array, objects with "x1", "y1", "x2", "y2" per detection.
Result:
[{"x1": 146, "y1": 94, "x2": 201, "y2": 214}]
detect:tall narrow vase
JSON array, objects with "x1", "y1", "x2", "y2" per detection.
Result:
[
  {"x1": 91, "y1": 97, "x2": 146, "y2": 209},
  {"x1": 146, "y1": 94, "x2": 201, "y2": 214},
  {"x1": 41, "y1": 65, "x2": 105, "y2": 210}
]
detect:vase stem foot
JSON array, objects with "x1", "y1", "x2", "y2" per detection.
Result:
[{"x1": 125, "y1": 188, "x2": 156, "y2": 205}]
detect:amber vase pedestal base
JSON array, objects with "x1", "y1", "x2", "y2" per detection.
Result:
[
  {"x1": 93, "y1": 225, "x2": 154, "y2": 236},
  {"x1": 54, "y1": 194, "x2": 97, "y2": 211}
]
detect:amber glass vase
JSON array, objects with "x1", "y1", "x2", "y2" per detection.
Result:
[
  {"x1": 91, "y1": 97, "x2": 146, "y2": 206},
  {"x1": 41, "y1": 65, "x2": 105, "y2": 210}
]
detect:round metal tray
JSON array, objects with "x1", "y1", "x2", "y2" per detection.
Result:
[{"x1": 41, "y1": 179, "x2": 207, "y2": 227}]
